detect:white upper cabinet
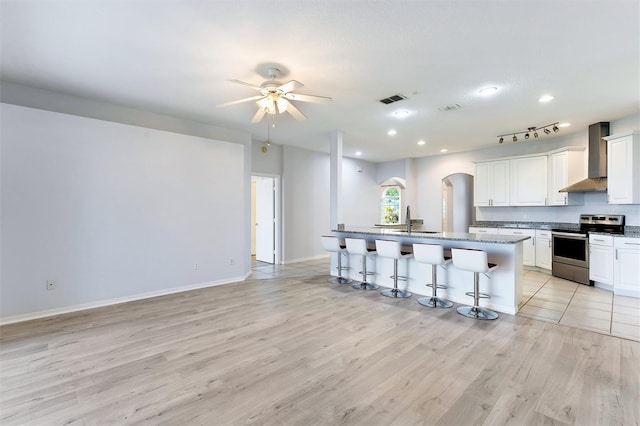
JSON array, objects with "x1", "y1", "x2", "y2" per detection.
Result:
[
  {"x1": 606, "y1": 132, "x2": 640, "y2": 204},
  {"x1": 474, "y1": 160, "x2": 509, "y2": 207},
  {"x1": 547, "y1": 148, "x2": 586, "y2": 205},
  {"x1": 510, "y1": 156, "x2": 547, "y2": 206}
]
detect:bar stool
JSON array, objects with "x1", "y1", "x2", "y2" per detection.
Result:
[
  {"x1": 451, "y1": 248, "x2": 499, "y2": 320},
  {"x1": 345, "y1": 238, "x2": 379, "y2": 290},
  {"x1": 413, "y1": 243, "x2": 453, "y2": 308},
  {"x1": 375, "y1": 239, "x2": 412, "y2": 298},
  {"x1": 321, "y1": 236, "x2": 353, "y2": 284}
]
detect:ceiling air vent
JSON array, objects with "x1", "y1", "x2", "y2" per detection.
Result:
[
  {"x1": 438, "y1": 103, "x2": 462, "y2": 112},
  {"x1": 378, "y1": 94, "x2": 407, "y2": 105}
]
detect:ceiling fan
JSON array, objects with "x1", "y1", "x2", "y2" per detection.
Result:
[{"x1": 216, "y1": 67, "x2": 331, "y2": 123}]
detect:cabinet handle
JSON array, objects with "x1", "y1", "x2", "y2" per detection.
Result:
[
  {"x1": 514, "y1": 231, "x2": 522, "y2": 234},
  {"x1": 593, "y1": 238, "x2": 605, "y2": 242},
  {"x1": 544, "y1": 197, "x2": 547, "y2": 206},
  {"x1": 564, "y1": 197, "x2": 568, "y2": 205},
  {"x1": 623, "y1": 242, "x2": 640, "y2": 246},
  {"x1": 616, "y1": 249, "x2": 618, "y2": 260},
  {"x1": 532, "y1": 238, "x2": 535, "y2": 246},
  {"x1": 548, "y1": 240, "x2": 551, "y2": 248}
]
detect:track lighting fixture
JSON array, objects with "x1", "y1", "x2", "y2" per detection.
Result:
[{"x1": 497, "y1": 122, "x2": 560, "y2": 143}]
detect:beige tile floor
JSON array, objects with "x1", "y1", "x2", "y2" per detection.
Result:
[
  {"x1": 519, "y1": 269, "x2": 640, "y2": 342},
  {"x1": 251, "y1": 257, "x2": 640, "y2": 342}
]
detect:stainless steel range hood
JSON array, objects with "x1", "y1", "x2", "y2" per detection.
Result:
[{"x1": 560, "y1": 122, "x2": 610, "y2": 193}]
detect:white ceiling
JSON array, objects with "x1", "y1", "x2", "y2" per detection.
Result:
[{"x1": 1, "y1": 0, "x2": 639, "y2": 162}]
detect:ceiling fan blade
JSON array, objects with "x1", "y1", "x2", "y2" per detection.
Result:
[
  {"x1": 229, "y1": 79, "x2": 262, "y2": 91},
  {"x1": 277, "y1": 80, "x2": 304, "y2": 93},
  {"x1": 251, "y1": 107, "x2": 266, "y2": 123},
  {"x1": 285, "y1": 101, "x2": 307, "y2": 121},
  {"x1": 216, "y1": 95, "x2": 265, "y2": 108},
  {"x1": 284, "y1": 93, "x2": 332, "y2": 104}
]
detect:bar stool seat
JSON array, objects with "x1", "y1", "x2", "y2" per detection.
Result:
[
  {"x1": 321, "y1": 236, "x2": 353, "y2": 284},
  {"x1": 345, "y1": 238, "x2": 379, "y2": 290},
  {"x1": 413, "y1": 243, "x2": 453, "y2": 308},
  {"x1": 375, "y1": 239, "x2": 412, "y2": 298},
  {"x1": 452, "y1": 248, "x2": 499, "y2": 320}
]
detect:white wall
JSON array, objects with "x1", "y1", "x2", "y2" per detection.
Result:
[
  {"x1": 342, "y1": 157, "x2": 380, "y2": 226},
  {"x1": 282, "y1": 146, "x2": 331, "y2": 263},
  {"x1": 1, "y1": 104, "x2": 247, "y2": 321}
]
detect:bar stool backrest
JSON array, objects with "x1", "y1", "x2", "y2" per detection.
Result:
[
  {"x1": 345, "y1": 238, "x2": 368, "y2": 256},
  {"x1": 321, "y1": 236, "x2": 342, "y2": 252},
  {"x1": 413, "y1": 244, "x2": 445, "y2": 265},
  {"x1": 451, "y1": 248, "x2": 489, "y2": 273},
  {"x1": 375, "y1": 239, "x2": 401, "y2": 259}
]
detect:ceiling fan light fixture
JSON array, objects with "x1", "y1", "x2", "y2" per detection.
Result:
[{"x1": 276, "y1": 97, "x2": 288, "y2": 113}]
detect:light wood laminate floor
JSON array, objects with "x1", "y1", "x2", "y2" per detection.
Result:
[{"x1": 1, "y1": 259, "x2": 639, "y2": 425}]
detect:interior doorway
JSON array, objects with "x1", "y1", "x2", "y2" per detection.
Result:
[{"x1": 251, "y1": 175, "x2": 279, "y2": 264}]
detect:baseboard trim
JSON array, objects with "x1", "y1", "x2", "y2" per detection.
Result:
[
  {"x1": 0, "y1": 272, "x2": 252, "y2": 326},
  {"x1": 282, "y1": 254, "x2": 330, "y2": 265}
]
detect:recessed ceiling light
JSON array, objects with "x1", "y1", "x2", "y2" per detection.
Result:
[
  {"x1": 417, "y1": 140, "x2": 426, "y2": 146},
  {"x1": 538, "y1": 94, "x2": 554, "y2": 103},
  {"x1": 394, "y1": 110, "x2": 410, "y2": 118},
  {"x1": 355, "y1": 151, "x2": 362, "y2": 156},
  {"x1": 440, "y1": 149, "x2": 448, "y2": 153},
  {"x1": 387, "y1": 129, "x2": 397, "y2": 136},
  {"x1": 558, "y1": 122, "x2": 571, "y2": 128},
  {"x1": 479, "y1": 86, "x2": 498, "y2": 96}
]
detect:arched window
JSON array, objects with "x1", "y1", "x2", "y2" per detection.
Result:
[{"x1": 381, "y1": 186, "x2": 401, "y2": 224}]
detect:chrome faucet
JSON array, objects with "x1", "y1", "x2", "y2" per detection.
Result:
[{"x1": 406, "y1": 205, "x2": 412, "y2": 232}]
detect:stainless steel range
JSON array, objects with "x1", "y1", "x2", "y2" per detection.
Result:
[{"x1": 552, "y1": 214, "x2": 625, "y2": 285}]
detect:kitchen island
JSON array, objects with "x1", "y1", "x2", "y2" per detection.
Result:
[{"x1": 331, "y1": 226, "x2": 531, "y2": 315}]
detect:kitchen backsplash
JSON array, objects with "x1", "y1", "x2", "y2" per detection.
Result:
[{"x1": 476, "y1": 192, "x2": 640, "y2": 226}]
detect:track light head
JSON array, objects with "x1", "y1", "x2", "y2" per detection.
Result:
[
  {"x1": 544, "y1": 128, "x2": 551, "y2": 134},
  {"x1": 534, "y1": 131, "x2": 539, "y2": 138},
  {"x1": 524, "y1": 133, "x2": 530, "y2": 140},
  {"x1": 513, "y1": 134, "x2": 517, "y2": 142},
  {"x1": 552, "y1": 125, "x2": 559, "y2": 132},
  {"x1": 499, "y1": 137, "x2": 504, "y2": 144}
]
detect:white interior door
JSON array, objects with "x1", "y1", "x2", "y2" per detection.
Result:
[{"x1": 255, "y1": 177, "x2": 275, "y2": 263}]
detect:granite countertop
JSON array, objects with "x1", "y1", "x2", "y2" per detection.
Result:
[
  {"x1": 473, "y1": 221, "x2": 640, "y2": 238},
  {"x1": 333, "y1": 226, "x2": 530, "y2": 244}
]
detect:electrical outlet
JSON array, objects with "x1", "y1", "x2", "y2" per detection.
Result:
[
  {"x1": 228, "y1": 258, "x2": 234, "y2": 265},
  {"x1": 46, "y1": 280, "x2": 56, "y2": 290},
  {"x1": 193, "y1": 263, "x2": 199, "y2": 270}
]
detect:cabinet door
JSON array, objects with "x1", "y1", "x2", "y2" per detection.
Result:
[
  {"x1": 511, "y1": 156, "x2": 547, "y2": 206},
  {"x1": 474, "y1": 163, "x2": 491, "y2": 206},
  {"x1": 608, "y1": 135, "x2": 634, "y2": 204},
  {"x1": 491, "y1": 160, "x2": 510, "y2": 206},
  {"x1": 548, "y1": 152, "x2": 568, "y2": 205},
  {"x1": 589, "y1": 244, "x2": 613, "y2": 285},
  {"x1": 614, "y1": 239, "x2": 640, "y2": 297},
  {"x1": 498, "y1": 229, "x2": 535, "y2": 266},
  {"x1": 535, "y1": 232, "x2": 552, "y2": 270}
]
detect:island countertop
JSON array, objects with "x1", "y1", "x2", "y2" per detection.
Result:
[{"x1": 332, "y1": 226, "x2": 531, "y2": 244}]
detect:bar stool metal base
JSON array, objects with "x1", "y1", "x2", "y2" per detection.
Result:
[
  {"x1": 381, "y1": 288, "x2": 412, "y2": 298},
  {"x1": 456, "y1": 306, "x2": 498, "y2": 320},
  {"x1": 328, "y1": 276, "x2": 353, "y2": 285},
  {"x1": 352, "y1": 282, "x2": 379, "y2": 290},
  {"x1": 418, "y1": 296, "x2": 453, "y2": 308}
]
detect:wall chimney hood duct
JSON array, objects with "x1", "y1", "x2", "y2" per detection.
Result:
[{"x1": 560, "y1": 122, "x2": 610, "y2": 192}]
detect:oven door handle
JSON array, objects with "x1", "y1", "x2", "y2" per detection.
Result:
[{"x1": 552, "y1": 232, "x2": 588, "y2": 240}]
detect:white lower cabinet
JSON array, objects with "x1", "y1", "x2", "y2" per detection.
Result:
[
  {"x1": 497, "y1": 228, "x2": 536, "y2": 266},
  {"x1": 589, "y1": 235, "x2": 614, "y2": 286},
  {"x1": 535, "y1": 230, "x2": 552, "y2": 270},
  {"x1": 468, "y1": 227, "x2": 498, "y2": 234},
  {"x1": 614, "y1": 237, "x2": 640, "y2": 298}
]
